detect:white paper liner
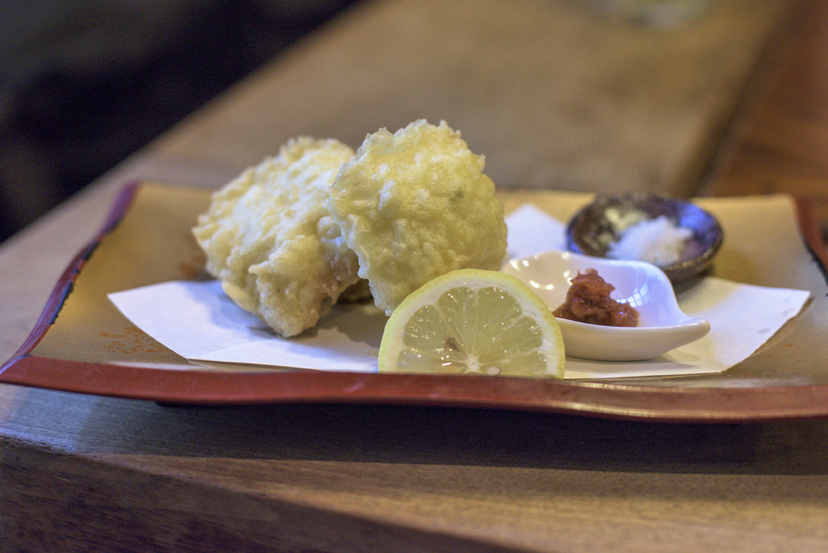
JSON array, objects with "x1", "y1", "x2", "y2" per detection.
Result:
[{"x1": 108, "y1": 204, "x2": 811, "y2": 379}]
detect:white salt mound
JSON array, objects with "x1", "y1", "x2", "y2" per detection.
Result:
[{"x1": 606, "y1": 215, "x2": 692, "y2": 265}]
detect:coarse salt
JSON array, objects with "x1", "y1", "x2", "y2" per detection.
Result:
[{"x1": 606, "y1": 215, "x2": 692, "y2": 265}]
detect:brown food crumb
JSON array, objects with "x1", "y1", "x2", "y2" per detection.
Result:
[{"x1": 552, "y1": 269, "x2": 638, "y2": 327}]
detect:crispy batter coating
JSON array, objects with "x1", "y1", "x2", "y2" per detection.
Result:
[
  {"x1": 192, "y1": 138, "x2": 361, "y2": 337},
  {"x1": 328, "y1": 119, "x2": 508, "y2": 315}
]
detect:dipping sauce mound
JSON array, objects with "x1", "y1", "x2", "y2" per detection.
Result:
[{"x1": 552, "y1": 269, "x2": 639, "y2": 327}]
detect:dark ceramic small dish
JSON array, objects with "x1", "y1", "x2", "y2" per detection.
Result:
[{"x1": 565, "y1": 192, "x2": 724, "y2": 290}]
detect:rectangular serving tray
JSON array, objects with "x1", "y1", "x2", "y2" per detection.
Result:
[{"x1": 2, "y1": 182, "x2": 828, "y2": 422}]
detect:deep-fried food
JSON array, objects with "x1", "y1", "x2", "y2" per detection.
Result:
[
  {"x1": 328, "y1": 119, "x2": 508, "y2": 315},
  {"x1": 193, "y1": 120, "x2": 508, "y2": 336},
  {"x1": 192, "y1": 138, "x2": 361, "y2": 337}
]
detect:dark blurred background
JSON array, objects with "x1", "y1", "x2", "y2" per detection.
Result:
[{"x1": 0, "y1": 0, "x2": 360, "y2": 243}]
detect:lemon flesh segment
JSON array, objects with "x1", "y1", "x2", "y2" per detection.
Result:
[{"x1": 378, "y1": 269, "x2": 565, "y2": 378}]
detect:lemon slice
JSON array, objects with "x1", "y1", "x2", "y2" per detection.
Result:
[{"x1": 378, "y1": 269, "x2": 565, "y2": 378}]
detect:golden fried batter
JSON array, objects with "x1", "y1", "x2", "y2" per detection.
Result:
[
  {"x1": 193, "y1": 138, "x2": 361, "y2": 337},
  {"x1": 328, "y1": 120, "x2": 508, "y2": 315}
]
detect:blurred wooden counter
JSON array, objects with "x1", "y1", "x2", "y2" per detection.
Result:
[
  {"x1": 149, "y1": 0, "x2": 797, "y2": 197},
  {"x1": 3, "y1": 0, "x2": 828, "y2": 552},
  {"x1": 701, "y1": 0, "x2": 828, "y2": 235}
]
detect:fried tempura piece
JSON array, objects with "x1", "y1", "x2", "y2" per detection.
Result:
[
  {"x1": 193, "y1": 138, "x2": 361, "y2": 337},
  {"x1": 328, "y1": 119, "x2": 508, "y2": 315}
]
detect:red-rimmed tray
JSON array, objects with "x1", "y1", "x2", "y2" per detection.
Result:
[{"x1": 2, "y1": 182, "x2": 828, "y2": 422}]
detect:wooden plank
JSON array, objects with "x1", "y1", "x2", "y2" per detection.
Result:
[
  {"x1": 702, "y1": 0, "x2": 828, "y2": 234},
  {"x1": 152, "y1": 0, "x2": 798, "y2": 197},
  {"x1": 3, "y1": 383, "x2": 828, "y2": 552}
]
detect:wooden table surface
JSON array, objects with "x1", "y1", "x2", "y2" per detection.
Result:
[{"x1": 3, "y1": 0, "x2": 828, "y2": 552}]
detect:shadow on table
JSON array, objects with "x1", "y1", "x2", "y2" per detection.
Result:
[{"x1": 8, "y1": 386, "x2": 826, "y2": 477}]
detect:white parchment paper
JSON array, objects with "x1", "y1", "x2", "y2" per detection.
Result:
[{"x1": 108, "y1": 204, "x2": 811, "y2": 379}]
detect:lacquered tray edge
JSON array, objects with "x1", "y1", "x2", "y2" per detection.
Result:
[
  {"x1": 2, "y1": 182, "x2": 142, "y2": 365},
  {"x1": 795, "y1": 196, "x2": 828, "y2": 283},
  {"x1": 6, "y1": 353, "x2": 828, "y2": 423}
]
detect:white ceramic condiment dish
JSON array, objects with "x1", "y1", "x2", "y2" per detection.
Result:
[{"x1": 502, "y1": 250, "x2": 710, "y2": 361}]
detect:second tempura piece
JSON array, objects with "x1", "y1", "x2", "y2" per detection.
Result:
[
  {"x1": 328, "y1": 119, "x2": 508, "y2": 315},
  {"x1": 192, "y1": 138, "x2": 361, "y2": 337}
]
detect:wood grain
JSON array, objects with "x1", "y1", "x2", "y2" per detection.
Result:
[
  {"x1": 150, "y1": 0, "x2": 797, "y2": 197},
  {"x1": 4, "y1": 385, "x2": 828, "y2": 553},
  {"x1": 702, "y1": 0, "x2": 828, "y2": 235}
]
